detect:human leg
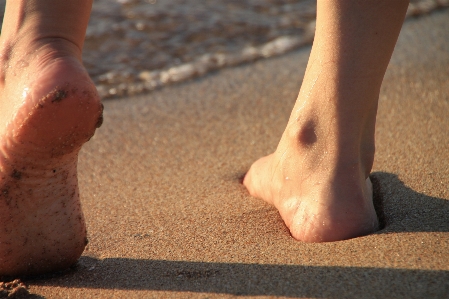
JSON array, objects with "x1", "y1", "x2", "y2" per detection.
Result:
[
  {"x1": 244, "y1": 0, "x2": 409, "y2": 242},
  {"x1": 0, "y1": 0, "x2": 102, "y2": 275}
]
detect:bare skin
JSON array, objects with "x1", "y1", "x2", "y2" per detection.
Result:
[
  {"x1": 244, "y1": 0, "x2": 409, "y2": 242},
  {"x1": 0, "y1": 0, "x2": 409, "y2": 276},
  {"x1": 0, "y1": 0, "x2": 102, "y2": 275}
]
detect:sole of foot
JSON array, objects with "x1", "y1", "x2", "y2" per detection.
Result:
[{"x1": 0, "y1": 41, "x2": 103, "y2": 276}]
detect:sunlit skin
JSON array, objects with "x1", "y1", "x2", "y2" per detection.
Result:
[
  {"x1": 0, "y1": 0, "x2": 409, "y2": 277},
  {"x1": 244, "y1": 0, "x2": 409, "y2": 242},
  {"x1": 0, "y1": 0, "x2": 102, "y2": 275}
]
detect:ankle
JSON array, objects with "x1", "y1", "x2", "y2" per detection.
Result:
[
  {"x1": 1, "y1": 1, "x2": 92, "y2": 51},
  {"x1": 283, "y1": 109, "x2": 375, "y2": 179},
  {"x1": 0, "y1": 35, "x2": 83, "y2": 72}
]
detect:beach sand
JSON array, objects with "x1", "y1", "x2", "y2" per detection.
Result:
[{"x1": 22, "y1": 8, "x2": 449, "y2": 299}]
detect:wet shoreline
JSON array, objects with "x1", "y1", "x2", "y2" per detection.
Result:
[
  {"x1": 87, "y1": 0, "x2": 449, "y2": 99},
  {"x1": 0, "y1": 0, "x2": 447, "y2": 99}
]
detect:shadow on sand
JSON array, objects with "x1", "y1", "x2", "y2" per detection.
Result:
[
  {"x1": 370, "y1": 172, "x2": 449, "y2": 234},
  {"x1": 32, "y1": 258, "x2": 449, "y2": 298},
  {"x1": 25, "y1": 172, "x2": 449, "y2": 298}
]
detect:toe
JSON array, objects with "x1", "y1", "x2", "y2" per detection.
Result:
[{"x1": 244, "y1": 154, "x2": 275, "y2": 205}]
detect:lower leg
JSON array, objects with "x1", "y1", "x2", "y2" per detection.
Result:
[
  {"x1": 244, "y1": 0, "x2": 409, "y2": 242},
  {"x1": 0, "y1": 0, "x2": 101, "y2": 275}
]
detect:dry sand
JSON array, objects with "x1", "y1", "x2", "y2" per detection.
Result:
[{"x1": 23, "y1": 8, "x2": 449, "y2": 299}]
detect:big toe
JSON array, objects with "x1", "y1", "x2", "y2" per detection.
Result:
[{"x1": 243, "y1": 154, "x2": 275, "y2": 204}]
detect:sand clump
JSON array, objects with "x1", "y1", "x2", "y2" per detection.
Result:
[{"x1": 0, "y1": 280, "x2": 30, "y2": 298}]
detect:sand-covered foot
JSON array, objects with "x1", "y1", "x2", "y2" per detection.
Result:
[
  {"x1": 0, "y1": 36, "x2": 103, "y2": 276},
  {"x1": 243, "y1": 108, "x2": 379, "y2": 242}
]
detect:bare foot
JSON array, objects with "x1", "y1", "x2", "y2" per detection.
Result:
[
  {"x1": 244, "y1": 103, "x2": 379, "y2": 243},
  {"x1": 242, "y1": 0, "x2": 411, "y2": 243},
  {"x1": 0, "y1": 36, "x2": 102, "y2": 275},
  {"x1": 242, "y1": 39, "x2": 384, "y2": 243}
]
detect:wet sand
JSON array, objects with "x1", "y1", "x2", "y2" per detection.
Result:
[
  {"x1": 0, "y1": 0, "x2": 444, "y2": 100},
  {"x1": 86, "y1": 0, "x2": 448, "y2": 99},
  {"x1": 88, "y1": 0, "x2": 448, "y2": 99},
  {"x1": 25, "y1": 9, "x2": 449, "y2": 298}
]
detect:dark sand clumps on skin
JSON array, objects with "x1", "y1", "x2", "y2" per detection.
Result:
[{"x1": 0, "y1": 280, "x2": 30, "y2": 298}]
